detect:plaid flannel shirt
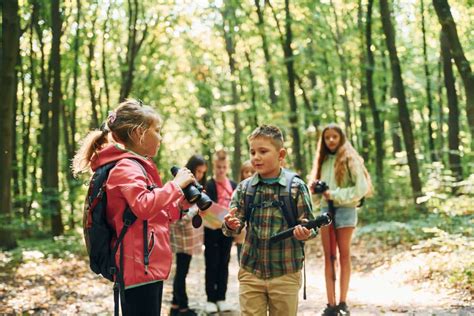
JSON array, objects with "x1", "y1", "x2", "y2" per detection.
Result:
[{"x1": 222, "y1": 169, "x2": 315, "y2": 279}]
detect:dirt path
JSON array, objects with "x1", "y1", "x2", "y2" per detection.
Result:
[{"x1": 0, "y1": 239, "x2": 472, "y2": 315}]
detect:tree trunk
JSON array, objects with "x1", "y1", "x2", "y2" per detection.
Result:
[
  {"x1": 254, "y1": 0, "x2": 278, "y2": 108},
  {"x1": 86, "y1": 16, "x2": 99, "y2": 129},
  {"x1": 440, "y1": 30, "x2": 463, "y2": 181},
  {"x1": 437, "y1": 55, "x2": 445, "y2": 163},
  {"x1": 13, "y1": 55, "x2": 22, "y2": 211},
  {"x1": 380, "y1": 0, "x2": 424, "y2": 204},
  {"x1": 35, "y1": 0, "x2": 53, "y2": 230},
  {"x1": 119, "y1": 0, "x2": 148, "y2": 102},
  {"x1": 102, "y1": 2, "x2": 111, "y2": 113},
  {"x1": 283, "y1": 0, "x2": 304, "y2": 174},
  {"x1": 266, "y1": 0, "x2": 304, "y2": 174},
  {"x1": 63, "y1": 0, "x2": 81, "y2": 228},
  {"x1": 365, "y1": 0, "x2": 385, "y2": 214},
  {"x1": 357, "y1": 0, "x2": 370, "y2": 163},
  {"x1": 0, "y1": 0, "x2": 20, "y2": 249},
  {"x1": 305, "y1": 28, "x2": 320, "y2": 130},
  {"x1": 23, "y1": 13, "x2": 37, "y2": 220},
  {"x1": 420, "y1": 0, "x2": 437, "y2": 161},
  {"x1": 323, "y1": 51, "x2": 338, "y2": 121},
  {"x1": 433, "y1": 0, "x2": 474, "y2": 147},
  {"x1": 328, "y1": 0, "x2": 353, "y2": 142},
  {"x1": 222, "y1": 1, "x2": 242, "y2": 180},
  {"x1": 244, "y1": 51, "x2": 259, "y2": 127},
  {"x1": 49, "y1": 0, "x2": 64, "y2": 236}
]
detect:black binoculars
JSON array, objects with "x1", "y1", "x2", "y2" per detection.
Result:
[
  {"x1": 269, "y1": 213, "x2": 332, "y2": 243},
  {"x1": 312, "y1": 180, "x2": 329, "y2": 194},
  {"x1": 170, "y1": 166, "x2": 212, "y2": 211}
]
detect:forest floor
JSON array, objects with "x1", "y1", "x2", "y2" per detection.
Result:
[{"x1": 0, "y1": 233, "x2": 472, "y2": 316}]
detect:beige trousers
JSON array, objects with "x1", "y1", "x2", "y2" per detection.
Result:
[{"x1": 238, "y1": 268, "x2": 302, "y2": 316}]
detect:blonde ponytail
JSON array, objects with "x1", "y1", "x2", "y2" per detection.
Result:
[{"x1": 72, "y1": 129, "x2": 110, "y2": 177}]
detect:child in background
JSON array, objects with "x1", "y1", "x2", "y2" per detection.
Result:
[
  {"x1": 72, "y1": 99, "x2": 195, "y2": 315},
  {"x1": 309, "y1": 123, "x2": 372, "y2": 316},
  {"x1": 169, "y1": 155, "x2": 208, "y2": 316},
  {"x1": 234, "y1": 160, "x2": 254, "y2": 264},
  {"x1": 203, "y1": 150, "x2": 237, "y2": 314},
  {"x1": 223, "y1": 125, "x2": 316, "y2": 316}
]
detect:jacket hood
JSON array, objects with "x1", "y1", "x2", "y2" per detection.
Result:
[{"x1": 91, "y1": 144, "x2": 153, "y2": 172}]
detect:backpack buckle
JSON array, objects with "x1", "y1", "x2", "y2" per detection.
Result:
[{"x1": 272, "y1": 200, "x2": 284, "y2": 207}]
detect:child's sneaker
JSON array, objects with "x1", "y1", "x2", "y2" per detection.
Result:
[
  {"x1": 216, "y1": 300, "x2": 232, "y2": 312},
  {"x1": 321, "y1": 304, "x2": 338, "y2": 316},
  {"x1": 337, "y1": 302, "x2": 350, "y2": 315},
  {"x1": 204, "y1": 302, "x2": 218, "y2": 314}
]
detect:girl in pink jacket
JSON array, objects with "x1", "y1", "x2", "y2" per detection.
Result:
[{"x1": 73, "y1": 99, "x2": 195, "y2": 315}]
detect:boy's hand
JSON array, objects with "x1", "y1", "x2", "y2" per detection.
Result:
[
  {"x1": 293, "y1": 219, "x2": 311, "y2": 241},
  {"x1": 224, "y1": 207, "x2": 241, "y2": 230}
]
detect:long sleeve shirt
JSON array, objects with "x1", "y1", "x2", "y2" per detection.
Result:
[
  {"x1": 314, "y1": 154, "x2": 369, "y2": 209},
  {"x1": 222, "y1": 169, "x2": 315, "y2": 279}
]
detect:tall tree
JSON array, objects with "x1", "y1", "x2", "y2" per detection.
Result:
[
  {"x1": 365, "y1": 0, "x2": 385, "y2": 213},
  {"x1": 119, "y1": 0, "x2": 149, "y2": 101},
  {"x1": 221, "y1": 0, "x2": 242, "y2": 180},
  {"x1": 380, "y1": 0, "x2": 423, "y2": 204},
  {"x1": 35, "y1": 0, "x2": 56, "y2": 231},
  {"x1": 102, "y1": 2, "x2": 112, "y2": 113},
  {"x1": 62, "y1": 0, "x2": 81, "y2": 228},
  {"x1": 420, "y1": 0, "x2": 436, "y2": 161},
  {"x1": 440, "y1": 30, "x2": 463, "y2": 181},
  {"x1": 0, "y1": 0, "x2": 20, "y2": 249},
  {"x1": 357, "y1": 0, "x2": 370, "y2": 163},
  {"x1": 433, "y1": 0, "x2": 474, "y2": 146},
  {"x1": 254, "y1": 0, "x2": 278, "y2": 108},
  {"x1": 49, "y1": 0, "x2": 64, "y2": 236},
  {"x1": 328, "y1": 0, "x2": 353, "y2": 142},
  {"x1": 267, "y1": 0, "x2": 304, "y2": 173},
  {"x1": 243, "y1": 50, "x2": 259, "y2": 127},
  {"x1": 86, "y1": 14, "x2": 100, "y2": 129}
]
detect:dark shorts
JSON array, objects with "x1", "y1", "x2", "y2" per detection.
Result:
[{"x1": 321, "y1": 207, "x2": 357, "y2": 229}]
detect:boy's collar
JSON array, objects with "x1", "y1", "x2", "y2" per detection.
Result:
[{"x1": 250, "y1": 168, "x2": 286, "y2": 187}]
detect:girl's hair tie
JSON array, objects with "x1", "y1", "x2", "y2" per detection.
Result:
[
  {"x1": 108, "y1": 111, "x2": 117, "y2": 124},
  {"x1": 99, "y1": 122, "x2": 110, "y2": 134}
]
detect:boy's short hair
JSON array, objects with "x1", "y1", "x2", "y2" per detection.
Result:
[
  {"x1": 248, "y1": 125, "x2": 284, "y2": 149},
  {"x1": 213, "y1": 149, "x2": 228, "y2": 162}
]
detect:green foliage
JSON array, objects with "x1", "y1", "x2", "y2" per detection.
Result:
[
  {"x1": 8, "y1": 0, "x2": 474, "y2": 238},
  {"x1": 3, "y1": 232, "x2": 87, "y2": 270},
  {"x1": 356, "y1": 213, "x2": 473, "y2": 245}
]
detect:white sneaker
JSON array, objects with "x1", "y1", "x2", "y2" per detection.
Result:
[
  {"x1": 205, "y1": 302, "x2": 218, "y2": 314},
  {"x1": 216, "y1": 300, "x2": 232, "y2": 312}
]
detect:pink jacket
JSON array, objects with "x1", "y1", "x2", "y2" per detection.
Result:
[{"x1": 91, "y1": 144, "x2": 184, "y2": 288}]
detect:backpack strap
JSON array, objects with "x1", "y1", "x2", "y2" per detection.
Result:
[
  {"x1": 278, "y1": 170, "x2": 299, "y2": 228},
  {"x1": 110, "y1": 206, "x2": 137, "y2": 316},
  {"x1": 243, "y1": 170, "x2": 299, "y2": 228},
  {"x1": 243, "y1": 176, "x2": 258, "y2": 223}
]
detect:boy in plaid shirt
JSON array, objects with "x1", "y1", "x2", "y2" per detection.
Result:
[{"x1": 223, "y1": 125, "x2": 316, "y2": 316}]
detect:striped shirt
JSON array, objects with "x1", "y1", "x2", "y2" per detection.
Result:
[{"x1": 222, "y1": 169, "x2": 315, "y2": 279}]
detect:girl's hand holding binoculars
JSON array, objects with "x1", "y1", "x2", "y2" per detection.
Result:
[
  {"x1": 322, "y1": 191, "x2": 331, "y2": 200},
  {"x1": 174, "y1": 168, "x2": 195, "y2": 189},
  {"x1": 224, "y1": 207, "x2": 241, "y2": 231}
]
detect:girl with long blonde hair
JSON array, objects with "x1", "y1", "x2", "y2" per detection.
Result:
[{"x1": 309, "y1": 123, "x2": 372, "y2": 316}]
